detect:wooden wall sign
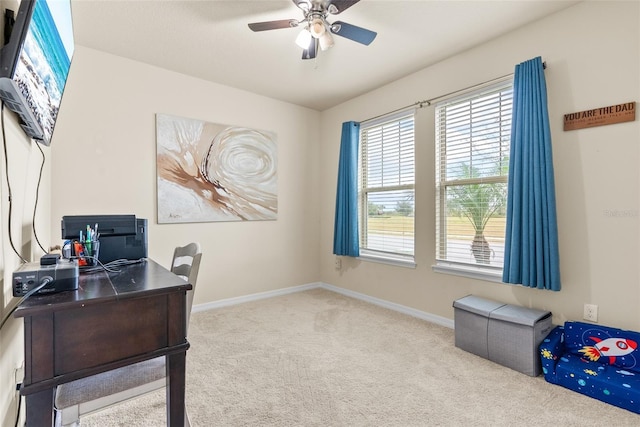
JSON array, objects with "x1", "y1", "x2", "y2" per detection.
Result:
[{"x1": 564, "y1": 102, "x2": 636, "y2": 131}]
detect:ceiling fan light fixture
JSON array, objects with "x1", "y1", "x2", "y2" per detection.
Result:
[
  {"x1": 295, "y1": 27, "x2": 312, "y2": 49},
  {"x1": 309, "y1": 17, "x2": 326, "y2": 38},
  {"x1": 248, "y1": 0, "x2": 376, "y2": 60},
  {"x1": 319, "y1": 31, "x2": 334, "y2": 51},
  {"x1": 296, "y1": 0, "x2": 311, "y2": 13}
]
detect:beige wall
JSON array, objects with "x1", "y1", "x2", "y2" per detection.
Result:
[
  {"x1": 319, "y1": 1, "x2": 640, "y2": 330},
  {"x1": 50, "y1": 47, "x2": 322, "y2": 304}
]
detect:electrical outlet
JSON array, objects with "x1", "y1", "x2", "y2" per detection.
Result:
[
  {"x1": 335, "y1": 257, "x2": 342, "y2": 270},
  {"x1": 14, "y1": 361, "x2": 24, "y2": 384},
  {"x1": 583, "y1": 304, "x2": 598, "y2": 322}
]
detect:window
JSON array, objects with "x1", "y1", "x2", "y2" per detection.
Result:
[
  {"x1": 435, "y1": 81, "x2": 512, "y2": 276},
  {"x1": 359, "y1": 110, "x2": 415, "y2": 265}
]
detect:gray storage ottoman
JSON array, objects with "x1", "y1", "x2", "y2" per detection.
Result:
[
  {"x1": 453, "y1": 295, "x2": 552, "y2": 376},
  {"x1": 487, "y1": 304, "x2": 553, "y2": 376},
  {"x1": 453, "y1": 295, "x2": 505, "y2": 359}
]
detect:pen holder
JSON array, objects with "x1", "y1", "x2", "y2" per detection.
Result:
[
  {"x1": 74, "y1": 240, "x2": 100, "y2": 266},
  {"x1": 86, "y1": 240, "x2": 100, "y2": 266}
]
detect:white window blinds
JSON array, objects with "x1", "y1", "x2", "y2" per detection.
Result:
[
  {"x1": 360, "y1": 110, "x2": 415, "y2": 258},
  {"x1": 435, "y1": 81, "x2": 512, "y2": 269}
]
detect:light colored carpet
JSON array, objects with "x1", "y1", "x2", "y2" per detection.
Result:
[{"x1": 81, "y1": 288, "x2": 640, "y2": 426}]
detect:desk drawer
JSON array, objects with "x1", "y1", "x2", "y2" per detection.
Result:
[{"x1": 54, "y1": 296, "x2": 169, "y2": 375}]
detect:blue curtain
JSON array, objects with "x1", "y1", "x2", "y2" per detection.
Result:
[
  {"x1": 503, "y1": 57, "x2": 561, "y2": 291},
  {"x1": 333, "y1": 121, "x2": 360, "y2": 257}
]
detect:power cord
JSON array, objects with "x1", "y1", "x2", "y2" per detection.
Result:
[
  {"x1": 73, "y1": 256, "x2": 122, "y2": 273},
  {"x1": 77, "y1": 257, "x2": 146, "y2": 274},
  {"x1": 31, "y1": 141, "x2": 47, "y2": 254},
  {"x1": 0, "y1": 276, "x2": 54, "y2": 330},
  {"x1": 14, "y1": 382, "x2": 21, "y2": 427},
  {"x1": 1, "y1": 100, "x2": 47, "y2": 257},
  {"x1": 1, "y1": 102, "x2": 28, "y2": 263},
  {"x1": 0, "y1": 303, "x2": 18, "y2": 331}
]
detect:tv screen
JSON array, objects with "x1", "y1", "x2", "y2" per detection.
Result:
[{"x1": 0, "y1": 0, "x2": 74, "y2": 145}]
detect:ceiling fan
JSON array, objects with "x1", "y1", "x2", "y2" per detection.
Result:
[{"x1": 248, "y1": 0, "x2": 377, "y2": 60}]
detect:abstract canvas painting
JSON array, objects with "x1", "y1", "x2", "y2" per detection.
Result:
[{"x1": 156, "y1": 114, "x2": 277, "y2": 223}]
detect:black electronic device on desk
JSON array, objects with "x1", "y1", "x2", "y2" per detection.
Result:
[
  {"x1": 13, "y1": 259, "x2": 79, "y2": 297},
  {"x1": 61, "y1": 214, "x2": 148, "y2": 264}
]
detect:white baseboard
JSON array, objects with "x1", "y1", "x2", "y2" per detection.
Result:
[
  {"x1": 191, "y1": 282, "x2": 321, "y2": 313},
  {"x1": 192, "y1": 281, "x2": 454, "y2": 329},
  {"x1": 319, "y1": 282, "x2": 454, "y2": 329}
]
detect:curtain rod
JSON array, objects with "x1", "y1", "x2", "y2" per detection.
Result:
[{"x1": 361, "y1": 61, "x2": 546, "y2": 125}]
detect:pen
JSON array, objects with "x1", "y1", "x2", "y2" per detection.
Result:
[{"x1": 86, "y1": 225, "x2": 92, "y2": 256}]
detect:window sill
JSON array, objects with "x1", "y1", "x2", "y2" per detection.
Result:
[
  {"x1": 432, "y1": 262, "x2": 503, "y2": 283},
  {"x1": 358, "y1": 251, "x2": 416, "y2": 269}
]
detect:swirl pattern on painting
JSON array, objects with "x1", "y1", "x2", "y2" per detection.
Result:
[{"x1": 156, "y1": 114, "x2": 277, "y2": 223}]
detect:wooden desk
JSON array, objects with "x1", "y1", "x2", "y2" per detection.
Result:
[{"x1": 14, "y1": 259, "x2": 192, "y2": 427}]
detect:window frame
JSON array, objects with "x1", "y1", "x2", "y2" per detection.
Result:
[
  {"x1": 433, "y1": 79, "x2": 513, "y2": 280},
  {"x1": 358, "y1": 109, "x2": 416, "y2": 268}
]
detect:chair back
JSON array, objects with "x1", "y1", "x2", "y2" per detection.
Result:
[{"x1": 171, "y1": 242, "x2": 202, "y2": 333}]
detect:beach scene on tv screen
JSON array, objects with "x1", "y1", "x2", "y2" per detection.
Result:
[{"x1": 14, "y1": 0, "x2": 73, "y2": 142}]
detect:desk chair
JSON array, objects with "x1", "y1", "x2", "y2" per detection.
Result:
[{"x1": 54, "y1": 243, "x2": 202, "y2": 427}]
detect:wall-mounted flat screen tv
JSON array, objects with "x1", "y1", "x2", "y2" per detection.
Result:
[{"x1": 0, "y1": 0, "x2": 74, "y2": 145}]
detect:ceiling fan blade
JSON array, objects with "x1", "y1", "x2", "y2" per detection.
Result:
[
  {"x1": 328, "y1": 1, "x2": 361, "y2": 14},
  {"x1": 302, "y1": 38, "x2": 318, "y2": 60},
  {"x1": 248, "y1": 19, "x2": 298, "y2": 32},
  {"x1": 330, "y1": 21, "x2": 376, "y2": 45}
]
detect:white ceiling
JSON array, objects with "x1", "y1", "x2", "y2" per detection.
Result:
[{"x1": 70, "y1": 0, "x2": 579, "y2": 111}]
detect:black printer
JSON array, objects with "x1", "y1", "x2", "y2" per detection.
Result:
[{"x1": 61, "y1": 214, "x2": 148, "y2": 263}]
